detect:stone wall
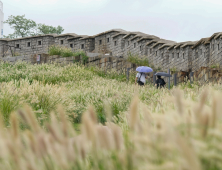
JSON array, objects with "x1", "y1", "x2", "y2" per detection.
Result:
[
  {"x1": 122, "y1": 34, "x2": 137, "y2": 57},
  {"x1": 209, "y1": 37, "x2": 222, "y2": 66},
  {"x1": 1, "y1": 29, "x2": 222, "y2": 72},
  {"x1": 66, "y1": 37, "x2": 95, "y2": 53},
  {"x1": 0, "y1": 53, "x2": 135, "y2": 73},
  {"x1": 3, "y1": 35, "x2": 55, "y2": 58},
  {"x1": 112, "y1": 34, "x2": 126, "y2": 57},
  {"x1": 94, "y1": 30, "x2": 122, "y2": 54}
]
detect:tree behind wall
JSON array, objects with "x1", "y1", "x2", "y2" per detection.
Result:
[
  {"x1": 37, "y1": 24, "x2": 64, "y2": 35},
  {"x1": 4, "y1": 15, "x2": 64, "y2": 39},
  {"x1": 4, "y1": 15, "x2": 37, "y2": 38}
]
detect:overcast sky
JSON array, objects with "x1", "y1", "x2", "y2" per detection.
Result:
[{"x1": 2, "y1": 0, "x2": 222, "y2": 42}]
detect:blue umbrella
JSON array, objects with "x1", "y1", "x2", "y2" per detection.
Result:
[
  {"x1": 155, "y1": 72, "x2": 172, "y2": 77},
  {"x1": 136, "y1": 66, "x2": 153, "y2": 73}
]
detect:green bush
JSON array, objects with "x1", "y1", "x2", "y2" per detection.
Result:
[
  {"x1": 48, "y1": 45, "x2": 88, "y2": 63},
  {"x1": 127, "y1": 52, "x2": 149, "y2": 66},
  {"x1": 48, "y1": 45, "x2": 62, "y2": 56}
]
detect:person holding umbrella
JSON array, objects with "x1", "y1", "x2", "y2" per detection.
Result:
[
  {"x1": 135, "y1": 72, "x2": 147, "y2": 86},
  {"x1": 155, "y1": 75, "x2": 166, "y2": 88},
  {"x1": 154, "y1": 72, "x2": 172, "y2": 89},
  {"x1": 135, "y1": 66, "x2": 153, "y2": 86}
]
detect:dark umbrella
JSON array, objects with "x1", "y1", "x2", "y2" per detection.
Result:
[{"x1": 155, "y1": 72, "x2": 172, "y2": 77}]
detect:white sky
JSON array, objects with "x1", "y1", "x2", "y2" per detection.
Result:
[{"x1": 2, "y1": 0, "x2": 222, "y2": 42}]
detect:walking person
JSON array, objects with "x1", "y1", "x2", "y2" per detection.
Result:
[
  {"x1": 155, "y1": 75, "x2": 166, "y2": 89},
  {"x1": 135, "y1": 72, "x2": 147, "y2": 86}
]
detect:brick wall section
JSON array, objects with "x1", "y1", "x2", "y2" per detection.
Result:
[
  {"x1": 67, "y1": 37, "x2": 95, "y2": 52},
  {"x1": 209, "y1": 38, "x2": 222, "y2": 66},
  {"x1": 159, "y1": 46, "x2": 169, "y2": 70},
  {"x1": 0, "y1": 35, "x2": 55, "y2": 58},
  {"x1": 192, "y1": 44, "x2": 210, "y2": 71},
  {"x1": 122, "y1": 34, "x2": 136, "y2": 57},
  {"x1": 138, "y1": 39, "x2": 152, "y2": 57},
  {"x1": 80, "y1": 38, "x2": 95, "y2": 52},
  {"x1": 94, "y1": 31, "x2": 121, "y2": 54},
  {"x1": 146, "y1": 41, "x2": 159, "y2": 65},
  {"x1": 24, "y1": 36, "x2": 53, "y2": 56},
  {"x1": 0, "y1": 39, "x2": 8, "y2": 57},
  {"x1": 191, "y1": 38, "x2": 210, "y2": 71},
  {"x1": 112, "y1": 34, "x2": 126, "y2": 57},
  {"x1": 54, "y1": 34, "x2": 76, "y2": 47},
  {"x1": 66, "y1": 37, "x2": 82, "y2": 51},
  {"x1": 128, "y1": 36, "x2": 141, "y2": 56}
]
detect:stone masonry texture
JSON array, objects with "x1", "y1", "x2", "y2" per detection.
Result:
[{"x1": 1, "y1": 29, "x2": 222, "y2": 72}]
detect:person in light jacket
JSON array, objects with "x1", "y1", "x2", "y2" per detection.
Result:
[{"x1": 135, "y1": 72, "x2": 147, "y2": 86}]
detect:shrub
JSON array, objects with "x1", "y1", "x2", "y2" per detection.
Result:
[
  {"x1": 48, "y1": 45, "x2": 88, "y2": 63},
  {"x1": 126, "y1": 52, "x2": 149, "y2": 66},
  {"x1": 48, "y1": 45, "x2": 62, "y2": 56}
]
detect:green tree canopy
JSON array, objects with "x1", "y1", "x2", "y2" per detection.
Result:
[
  {"x1": 4, "y1": 15, "x2": 37, "y2": 38},
  {"x1": 37, "y1": 24, "x2": 64, "y2": 35},
  {"x1": 4, "y1": 15, "x2": 64, "y2": 39}
]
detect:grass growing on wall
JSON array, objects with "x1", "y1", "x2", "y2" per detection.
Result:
[
  {"x1": 48, "y1": 45, "x2": 89, "y2": 63},
  {"x1": 126, "y1": 52, "x2": 149, "y2": 66},
  {"x1": 210, "y1": 63, "x2": 220, "y2": 69}
]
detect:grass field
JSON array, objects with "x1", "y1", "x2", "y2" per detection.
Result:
[{"x1": 0, "y1": 61, "x2": 222, "y2": 170}]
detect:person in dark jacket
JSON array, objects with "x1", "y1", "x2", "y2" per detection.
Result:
[{"x1": 155, "y1": 76, "x2": 166, "y2": 88}]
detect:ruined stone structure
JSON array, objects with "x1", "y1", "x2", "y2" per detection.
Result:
[{"x1": 1, "y1": 29, "x2": 222, "y2": 72}]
